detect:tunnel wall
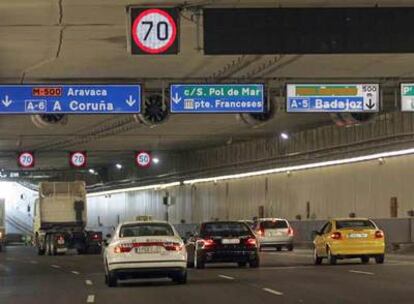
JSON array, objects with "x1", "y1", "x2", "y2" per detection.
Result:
[{"x1": 87, "y1": 153, "x2": 414, "y2": 228}]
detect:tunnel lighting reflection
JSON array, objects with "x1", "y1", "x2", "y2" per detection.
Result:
[
  {"x1": 88, "y1": 169, "x2": 95, "y2": 174},
  {"x1": 152, "y1": 157, "x2": 160, "y2": 164},
  {"x1": 115, "y1": 163, "x2": 122, "y2": 169},
  {"x1": 280, "y1": 132, "x2": 289, "y2": 140},
  {"x1": 183, "y1": 147, "x2": 414, "y2": 185},
  {"x1": 87, "y1": 182, "x2": 180, "y2": 197}
]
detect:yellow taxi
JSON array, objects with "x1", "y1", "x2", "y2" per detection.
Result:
[{"x1": 313, "y1": 218, "x2": 385, "y2": 265}]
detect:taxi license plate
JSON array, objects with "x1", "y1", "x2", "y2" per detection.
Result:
[
  {"x1": 222, "y1": 238, "x2": 240, "y2": 244},
  {"x1": 135, "y1": 246, "x2": 162, "y2": 254},
  {"x1": 349, "y1": 233, "x2": 368, "y2": 238}
]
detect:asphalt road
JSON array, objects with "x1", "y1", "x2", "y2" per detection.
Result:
[{"x1": 1, "y1": 246, "x2": 414, "y2": 304}]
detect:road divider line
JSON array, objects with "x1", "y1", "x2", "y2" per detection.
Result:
[
  {"x1": 85, "y1": 280, "x2": 93, "y2": 286},
  {"x1": 263, "y1": 288, "x2": 284, "y2": 296},
  {"x1": 71, "y1": 271, "x2": 80, "y2": 275},
  {"x1": 86, "y1": 295, "x2": 95, "y2": 303},
  {"x1": 30, "y1": 260, "x2": 38, "y2": 264},
  {"x1": 51, "y1": 265, "x2": 61, "y2": 269},
  {"x1": 218, "y1": 275, "x2": 235, "y2": 280},
  {"x1": 349, "y1": 270, "x2": 374, "y2": 275}
]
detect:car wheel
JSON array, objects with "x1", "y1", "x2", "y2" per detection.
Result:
[
  {"x1": 287, "y1": 244, "x2": 294, "y2": 251},
  {"x1": 46, "y1": 236, "x2": 52, "y2": 256},
  {"x1": 172, "y1": 271, "x2": 187, "y2": 284},
  {"x1": 361, "y1": 256, "x2": 370, "y2": 264},
  {"x1": 50, "y1": 240, "x2": 56, "y2": 256},
  {"x1": 107, "y1": 271, "x2": 118, "y2": 287},
  {"x1": 249, "y1": 257, "x2": 260, "y2": 268},
  {"x1": 327, "y1": 248, "x2": 337, "y2": 265},
  {"x1": 313, "y1": 248, "x2": 323, "y2": 265},
  {"x1": 375, "y1": 254, "x2": 385, "y2": 264},
  {"x1": 238, "y1": 262, "x2": 247, "y2": 267},
  {"x1": 276, "y1": 246, "x2": 282, "y2": 251},
  {"x1": 195, "y1": 254, "x2": 205, "y2": 269}
]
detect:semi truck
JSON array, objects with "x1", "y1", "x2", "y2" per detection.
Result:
[
  {"x1": 34, "y1": 181, "x2": 102, "y2": 255},
  {"x1": 0, "y1": 198, "x2": 5, "y2": 252}
]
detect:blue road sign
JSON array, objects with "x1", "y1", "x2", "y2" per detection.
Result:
[
  {"x1": 170, "y1": 84, "x2": 264, "y2": 113},
  {"x1": 0, "y1": 85, "x2": 141, "y2": 114},
  {"x1": 286, "y1": 84, "x2": 379, "y2": 113}
]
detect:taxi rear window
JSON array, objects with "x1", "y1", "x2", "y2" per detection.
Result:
[
  {"x1": 335, "y1": 220, "x2": 375, "y2": 230},
  {"x1": 120, "y1": 223, "x2": 174, "y2": 238},
  {"x1": 260, "y1": 220, "x2": 288, "y2": 229}
]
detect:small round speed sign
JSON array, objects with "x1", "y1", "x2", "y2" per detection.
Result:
[
  {"x1": 70, "y1": 151, "x2": 87, "y2": 168},
  {"x1": 136, "y1": 151, "x2": 152, "y2": 168},
  {"x1": 132, "y1": 8, "x2": 178, "y2": 54},
  {"x1": 18, "y1": 152, "x2": 35, "y2": 168}
]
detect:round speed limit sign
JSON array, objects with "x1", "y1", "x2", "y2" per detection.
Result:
[
  {"x1": 136, "y1": 151, "x2": 152, "y2": 168},
  {"x1": 70, "y1": 151, "x2": 87, "y2": 168},
  {"x1": 132, "y1": 8, "x2": 178, "y2": 54},
  {"x1": 18, "y1": 152, "x2": 35, "y2": 168}
]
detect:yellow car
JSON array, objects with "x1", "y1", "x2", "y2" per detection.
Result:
[{"x1": 313, "y1": 218, "x2": 385, "y2": 265}]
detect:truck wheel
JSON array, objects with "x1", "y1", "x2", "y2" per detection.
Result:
[
  {"x1": 107, "y1": 271, "x2": 118, "y2": 287},
  {"x1": 375, "y1": 254, "x2": 385, "y2": 264}
]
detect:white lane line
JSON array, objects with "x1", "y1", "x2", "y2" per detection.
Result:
[
  {"x1": 218, "y1": 274, "x2": 235, "y2": 280},
  {"x1": 71, "y1": 271, "x2": 80, "y2": 275},
  {"x1": 349, "y1": 270, "x2": 374, "y2": 275},
  {"x1": 86, "y1": 295, "x2": 95, "y2": 303},
  {"x1": 263, "y1": 288, "x2": 284, "y2": 296},
  {"x1": 30, "y1": 260, "x2": 38, "y2": 264},
  {"x1": 51, "y1": 265, "x2": 61, "y2": 269},
  {"x1": 85, "y1": 280, "x2": 93, "y2": 286}
]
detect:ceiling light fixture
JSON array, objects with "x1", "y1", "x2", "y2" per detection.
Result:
[
  {"x1": 115, "y1": 163, "x2": 122, "y2": 169},
  {"x1": 152, "y1": 157, "x2": 160, "y2": 164},
  {"x1": 280, "y1": 132, "x2": 289, "y2": 140}
]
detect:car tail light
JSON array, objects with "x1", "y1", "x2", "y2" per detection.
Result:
[
  {"x1": 55, "y1": 235, "x2": 65, "y2": 243},
  {"x1": 164, "y1": 242, "x2": 183, "y2": 251},
  {"x1": 256, "y1": 228, "x2": 264, "y2": 236},
  {"x1": 330, "y1": 232, "x2": 342, "y2": 240},
  {"x1": 91, "y1": 233, "x2": 101, "y2": 241},
  {"x1": 199, "y1": 239, "x2": 215, "y2": 249},
  {"x1": 245, "y1": 238, "x2": 257, "y2": 247},
  {"x1": 375, "y1": 230, "x2": 384, "y2": 239},
  {"x1": 114, "y1": 243, "x2": 133, "y2": 253},
  {"x1": 288, "y1": 227, "x2": 294, "y2": 236}
]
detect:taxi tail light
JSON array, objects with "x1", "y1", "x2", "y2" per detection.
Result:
[
  {"x1": 375, "y1": 230, "x2": 384, "y2": 239},
  {"x1": 245, "y1": 238, "x2": 257, "y2": 247},
  {"x1": 164, "y1": 242, "x2": 183, "y2": 251},
  {"x1": 288, "y1": 227, "x2": 294, "y2": 236},
  {"x1": 330, "y1": 232, "x2": 342, "y2": 240},
  {"x1": 114, "y1": 243, "x2": 133, "y2": 253}
]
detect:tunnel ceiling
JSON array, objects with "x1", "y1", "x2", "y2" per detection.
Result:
[{"x1": 1, "y1": 0, "x2": 414, "y2": 173}]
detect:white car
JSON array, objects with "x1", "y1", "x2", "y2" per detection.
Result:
[
  {"x1": 103, "y1": 220, "x2": 187, "y2": 287},
  {"x1": 253, "y1": 218, "x2": 294, "y2": 251}
]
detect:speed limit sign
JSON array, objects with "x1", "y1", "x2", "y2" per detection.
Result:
[
  {"x1": 130, "y1": 8, "x2": 179, "y2": 54},
  {"x1": 18, "y1": 152, "x2": 35, "y2": 168},
  {"x1": 135, "y1": 151, "x2": 152, "y2": 168},
  {"x1": 69, "y1": 151, "x2": 87, "y2": 168}
]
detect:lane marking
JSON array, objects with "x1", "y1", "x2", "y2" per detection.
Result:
[
  {"x1": 30, "y1": 260, "x2": 38, "y2": 264},
  {"x1": 85, "y1": 280, "x2": 93, "y2": 286},
  {"x1": 263, "y1": 288, "x2": 284, "y2": 296},
  {"x1": 86, "y1": 295, "x2": 95, "y2": 303},
  {"x1": 349, "y1": 270, "x2": 374, "y2": 275},
  {"x1": 72, "y1": 271, "x2": 80, "y2": 275},
  {"x1": 51, "y1": 265, "x2": 61, "y2": 269},
  {"x1": 218, "y1": 274, "x2": 235, "y2": 280}
]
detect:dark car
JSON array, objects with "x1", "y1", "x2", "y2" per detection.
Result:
[{"x1": 186, "y1": 221, "x2": 260, "y2": 269}]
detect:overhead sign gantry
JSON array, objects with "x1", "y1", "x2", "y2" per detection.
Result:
[{"x1": 286, "y1": 84, "x2": 379, "y2": 113}]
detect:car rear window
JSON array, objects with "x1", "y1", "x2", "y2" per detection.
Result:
[
  {"x1": 119, "y1": 223, "x2": 174, "y2": 238},
  {"x1": 260, "y1": 220, "x2": 288, "y2": 229},
  {"x1": 335, "y1": 220, "x2": 376, "y2": 230},
  {"x1": 201, "y1": 222, "x2": 251, "y2": 237}
]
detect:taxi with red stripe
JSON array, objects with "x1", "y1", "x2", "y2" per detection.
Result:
[{"x1": 103, "y1": 220, "x2": 187, "y2": 287}]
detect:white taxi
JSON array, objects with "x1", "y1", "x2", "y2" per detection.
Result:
[{"x1": 103, "y1": 220, "x2": 187, "y2": 287}]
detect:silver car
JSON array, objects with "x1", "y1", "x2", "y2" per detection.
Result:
[{"x1": 253, "y1": 218, "x2": 294, "y2": 251}]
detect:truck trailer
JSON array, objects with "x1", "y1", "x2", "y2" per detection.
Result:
[
  {"x1": 34, "y1": 181, "x2": 102, "y2": 255},
  {"x1": 0, "y1": 198, "x2": 5, "y2": 252}
]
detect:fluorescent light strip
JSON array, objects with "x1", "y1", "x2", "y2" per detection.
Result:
[
  {"x1": 183, "y1": 147, "x2": 414, "y2": 184},
  {"x1": 87, "y1": 182, "x2": 180, "y2": 197}
]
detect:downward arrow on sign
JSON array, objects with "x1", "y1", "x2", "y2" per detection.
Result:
[
  {"x1": 125, "y1": 95, "x2": 136, "y2": 107},
  {"x1": 1, "y1": 95, "x2": 13, "y2": 107},
  {"x1": 171, "y1": 93, "x2": 182, "y2": 104},
  {"x1": 365, "y1": 93, "x2": 376, "y2": 110}
]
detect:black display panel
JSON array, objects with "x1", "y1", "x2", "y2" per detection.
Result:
[{"x1": 203, "y1": 8, "x2": 414, "y2": 54}]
